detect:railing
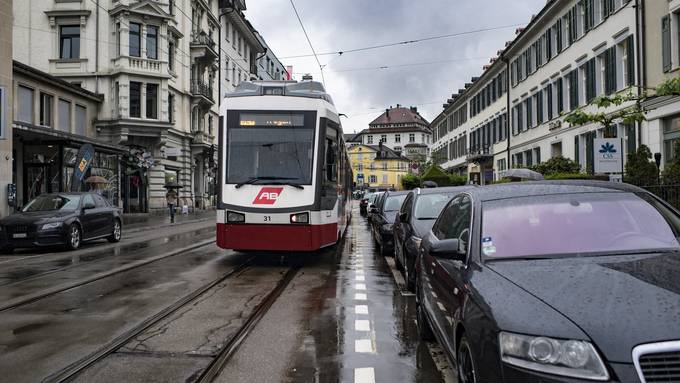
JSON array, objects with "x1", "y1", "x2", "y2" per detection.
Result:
[
  {"x1": 192, "y1": 130, "x2": 214, "y2": 146},
  {"x1": 125, "y1": 57, "x2": 162, "y2": 73},
  {"x1": 641, "y1": 185, "x2": 680, "y2": 210},
  {"x1": 466, "y1": 145, "x2": 493, "y2": 160},
  {"x1": 190, "y1": 80, "x2": 214, "y2": 101},
  {"x1": 191, "y1": 31, "x2": 216, "y2": 49}
]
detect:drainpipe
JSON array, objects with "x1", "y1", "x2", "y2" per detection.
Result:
[
  {"x1": 502, "y1": 55, "x2": 511, "y2": 171},
  {"x1": 636, "y1": 0, "x2": 646, "y2": 145},
  {"x1": 218, "y1": 9, "x2": 235, "y2": 104},
  {"x1": 95, "y1": 0, "x2": 99, "y2": 94}
]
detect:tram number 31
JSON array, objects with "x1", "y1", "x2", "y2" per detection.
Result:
[{"x1": 263, "y1": 216, "x2": 272, "y2": 222}]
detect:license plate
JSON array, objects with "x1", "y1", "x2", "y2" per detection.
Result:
[{"x1": 13, "y1": 233, "x2": 27, "y2": 239}]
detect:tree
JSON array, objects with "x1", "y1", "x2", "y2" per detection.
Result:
[
  {"x1": 449, "y1": 174, "x2": 467, "y2": 186},
  {"x1": 662, "y1": 139, "x2": 680, "y2": 185},
  {"x1": 624, "y1": 145, "x2": 659, "y2": 186},
  {"x1": 531, "y1": 156, "x2": 581, "y2": 176},
  {"x1": 401, "y1": 174, "x2": 421, "y2": 190},
  {"x1": 421, "y1": 166, "x2": 451, "y2": 186}
]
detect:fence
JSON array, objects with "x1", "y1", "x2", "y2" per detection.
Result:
[{"x1": 641, "y1": 185, "x2": 680, "y2": 210}]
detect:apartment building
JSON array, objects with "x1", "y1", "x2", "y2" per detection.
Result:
[
  {"x1": 355, "y1": 105, "x2": 432, "y2": 161},
  {"x1": 0, "y1": 0, "x2": 12, "y2": 217},
  {"x1": 12, "y1": 0, "x2": 267, "y2": 212},
  {"x1": 348, "y1": 143, "x2": 411, "y2": 191},
  {"x1": 255, "y1": 33, "x2": 288, "y2": 81},
  {"x1": 431, "y1": 0, "x2": 640, "y2": 181}
]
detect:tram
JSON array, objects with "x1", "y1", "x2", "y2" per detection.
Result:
[{"x1": 216, "y1": 80, "x2": 353, "y2": 252}]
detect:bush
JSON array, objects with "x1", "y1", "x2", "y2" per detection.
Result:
[
  {"x1": 531, "y1": 156, "x2": 581, "y2": 176},
  {"x1": 625, "y1": 145, "x2": 659, "y2": 186},
  {"x1": 662, "y1": 140, "x2": 680, "y2": 185},
  {"x1": 401, "y1": 174, "x2": 421, "y2": 190},
  {"x1": 545, "y1": 173, "x2": 598, "y2": 180},
  {"x1": 421, "y1": 166, "x2": 452, "y2": 187},
  {"x1": 449, "y1": 174, "x2": 467, "y2": 186}
]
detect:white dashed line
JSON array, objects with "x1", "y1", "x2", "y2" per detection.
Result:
[
  {"x1": 355, "y1": 339, "x2": 375, "y2": 353},
  {"x1": 354, "y1": 367, "x2": 376, "y2": 383},
  {"x1": 355, "y1": 283, "x2": 367, "y2": 290},
  {"x1": 355, "y1": 305, "x2": 369, "y2": 315},
  {"x1": 355, "y1": 293, "x2": 367, "y2": 300},
  {"x1": 356, "y1": 275, "x2": 365, "y2": 281},
  {"x1": 356, "y1": 270, "x2": 365, "y2": 275},
  {"x1": 355, "y1": 319, "x2": 371, "y2": 331}
]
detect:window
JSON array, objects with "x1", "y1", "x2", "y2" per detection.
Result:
[
  {"x1": 129, "y1": 23, "x2": 141, "y2": 57},
  {"x1": 380, "y1": 134, "x2": 387, "y2": 143},
  {"x1": 382, "y1": 163, "x2": 388, "y2": 171},
  {"x1": 382, "y1": 174, "x2": 388, "y2": 184},
  {"x1": 146, "y1": 26, "x2": 158, "y2": 59},
  {"x1": 169, "y1": 41, "x2": 175, "y2": 71},
  {"x1": 58, "y1": 99, "x2": 71, "y2": 131},
  {"x1": 60, "y1": 25, "x2": 80, "y2": 59},
  {"x1": 367, "y1": 135, "x2": 373, "y2": 144},
  {"x1": 369, "y1": 175, "x2": 377, "y2": 184},
  {"x1": 116, "y1": 23, "x2": 121, "y2": 56},
  {"x1": 130, "y1": 81, "x2": 141, "y2": 118},
  {"x1": 358, "y1": 164, "x2": 363, "y2": 171},
  {"x1": 75, "y1": 105, "x2": 86, "y2": 136},
  {"x1": 585, "y1": 58, "x2": 597, "y2": 102},
  {"x1": 168, "y1": 93, "x2": 174, "y2": 123},
  {"x1": 146, "y1": 84, "x2": 158, "y2": 119},
  {"x1": 551, "y1": 142, "x2": 563, "y2": 157},
  {"x1": 663, "y1": 16, "x2": 671, "y2": 72},
  {"x1": 395, "y1": 134, "x2": 401, "y2": 143},
  {"x1": 534, "y1": 147, "x2": 541, "y2": 164},
  {"x1": 433, "y1": 196, "x2": 472, "y2": 252},
  {"x1": 409, "y1": 133, "x2": 415, "y2": 143},
  {"x1": 40, "y1": 93, "x2": 53, "y2": 127},
  {"x1": 169, "y1": 0, "x2": 175, "y2": 15}
]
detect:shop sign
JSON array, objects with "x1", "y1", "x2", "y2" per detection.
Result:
[
  {"x1": 594, "y1": 138, "x2": 623, "y2": 174},
  {"x1": 70, "y1": 144, "x2": 95, "y2": 192}
]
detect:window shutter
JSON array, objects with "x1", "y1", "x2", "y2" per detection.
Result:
[
  {"x1": 574, "y1": 136, "x2": 580, "y2": 164},
  {"x1": 557, "y1": 78, "x2": 564, "y2": 114},
  {"x1": 547, "y1": 84, "x2": 554, "y2": 119},
  {"x1": 627, "y1": 35, "x2": 635, "y2": 86},
  {"x1": 663, "y1": 16, "x2": 672, "y2": 72}
]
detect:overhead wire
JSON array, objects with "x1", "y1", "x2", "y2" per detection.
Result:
[{"x1": 288, "y1": 0, "x2": 326, "y2": 86}]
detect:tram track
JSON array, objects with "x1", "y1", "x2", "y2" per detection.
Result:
[
  {"x1": 42, "y1": 261, "x2": 300, "y2": 383},
  {"x1": 0, "y1": 239, "x2": 217, "y2": 312}
]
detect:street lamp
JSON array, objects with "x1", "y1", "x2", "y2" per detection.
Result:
[{"x1": 655, "y1": 152, "x2": 662, "y2": 185}]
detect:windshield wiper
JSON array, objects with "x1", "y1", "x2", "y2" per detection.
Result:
[
  {"x1": 416, "y1": 217, "x2": 438, "y2": 220},
  {"x1": 267, "y1": 181, "x2": 305, "y2": 190},
  {"x1": 235, "y1": 177, "x2": 301, "y2": 189}
]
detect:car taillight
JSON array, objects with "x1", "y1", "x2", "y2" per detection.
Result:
[{"x1": 227, "y1": 211, "x2": 245, "y2": 223}]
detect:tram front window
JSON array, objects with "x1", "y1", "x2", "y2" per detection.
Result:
[{"x1": 227, "y1": 113, "x2": 314, "y2": 185}]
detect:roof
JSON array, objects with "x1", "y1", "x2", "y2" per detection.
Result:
[
  {"x1": 13, "y1": 60, "x2": 104, "y2": 102},
  {"x1": 464, "y1": 181, "x2": 644, "y2": 202},
  {"x1": 361, "y1": 144, "x2": 411, "y2": 161},
  {"x1": 404, "y1": 143, "x2": 428, "y2": 148},
  {"x1": 369, "y1": 106, "x2": 430, "y2": 127},
  {"x1": 344, "y1": 133, "x2": 361, "y2": 142},
  {"x1": 356, "y1": 126, "x2": 432, "y2": 135},
  {"x1": 414, "y1": 185, "x2": 477, "y2": 195}
]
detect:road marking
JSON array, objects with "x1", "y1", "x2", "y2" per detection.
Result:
[
  {"x1": 355, "y1": 339, "x2": 375, "y2": 353},
  {"x1": 354, "y1": 367, "x2": 375, "y2": 383},
  {"x1": 356, "y1": 270, "x2": 365, "y2": 275},
  {"x1": 356, "y1": 283, "x2": 366, "y2": 290},
  {"x1": 355, "y1": 319, "x2": 371, "y2": 331},
  {"x1": 355, "y1": 305, "x2": 369, "y2": 315},
  {"x1": 355, "y1": 293, "x2": 367, "y2": 300},
  {"x1": 356, "y1": 275, "x2": 365, "y2": 281}
]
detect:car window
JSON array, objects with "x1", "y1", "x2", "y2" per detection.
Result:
[
  {"x1": 93, "y1": 194, "x2": 108, "y2": 208},
  {"x1": 23, "y1": 194, "x2": 81, "y2": 212},
  {"x1": 384, "y1": 195, "x2": 407, "y2": 212},
  {"x1": 83, "y1": 194, "x2": 95, "y2": 208},
  {"x1": 481, "y1": 192, "x2": 680, "y2": 259},
  {"x1": 400, "y1": 194, "x2": 414, "y2": 215},
  {"x1": 414, "y1": 192, "x2": 457, "y2": 220},
  {"x1": 433, "y1": 196, "x2": 459, "y2": 240}
]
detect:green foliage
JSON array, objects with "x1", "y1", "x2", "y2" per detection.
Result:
[
  {"x1": 531, "y1": 156, "x2": 582, "y2": 176},
  {"x1": 544, "y1": 173, "x2": 597, "y2": 180},
  {"x1": 421, "y1": 166, "x2": 452, "y2": 187},
  {"x1": 662, "y1": 140, "x2": 680, "y2": 185},
  {"x1": 624, "y1": 145, "x2": 659, "y2": 186},
  {"x1": 449, "y1": 174, "x2": 467, "y2": 186},
  {"x1": 401, "y1": 174, "x2": 421, "y2": 190},
  {"x1": 564, "y1": 92, "x2": 645, "y2": 132},
  {"x1": 656, "y1": 76, "x2": 680, "y2": 97}
]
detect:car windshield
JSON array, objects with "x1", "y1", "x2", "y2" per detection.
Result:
[
  {"x1": 414, "y1": 193, "x2": 457, "y2": 219},
  {"x1": 23, "y1": 195, "x2": 81, "y2": 212},
  {"x1": 226, "y1": 113, "x2": 314, "y2": 185},
  {"x1": 384, "y1": 195, "x2": 407, "y2": 212},
  {"x1": 370, "y1": 193, "x2": 383, "y2": 204},
  {"x1": 481, "y1": 192, "x2": 680, "y2": 259}
]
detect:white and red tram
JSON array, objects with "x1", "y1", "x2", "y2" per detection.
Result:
[{"x1": 216, "y1": 80, "x2": 353, "y2": 252}]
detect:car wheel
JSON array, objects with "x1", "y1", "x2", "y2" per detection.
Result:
[
  {"x1": 416, "y1": 276, "x2": 435, "y2": 341},
  {"x1": 66, "y1": 224, "x2": 81, "y2": 250},
  {"x1": 457, "y1": 336, "x2": 478, "y2": 383},
  {"x1": 107, "y1": 219, "x2": 122, "y2": 243},
  {"x1": 404, "y1": 260, "x2": 415, "y2": 293}
]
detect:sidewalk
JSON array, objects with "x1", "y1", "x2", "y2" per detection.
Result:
[{"x1": 123, "y1": 209, "x2": 216, "y2": 233}]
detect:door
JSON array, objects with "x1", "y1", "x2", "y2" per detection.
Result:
[
  {"x1": 394, "y1": 193, "x2": 414, "y2": 266},
  {"x1": 24, "y1": 165, "x2": 53, "y2": 206},
  {"x1": 93, "y1": 194, "x2": 114, "y2": 236},
  {"x1": 425, "y1": 195, "x2": 472, "y2": 354},
  {"x1": 80, "y1": 194, "x2": 100, "y2": 239}
]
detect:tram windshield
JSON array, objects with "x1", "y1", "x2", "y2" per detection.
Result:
[{"x1": 227, "y1": 112, "x2": 315, "y2": 185}]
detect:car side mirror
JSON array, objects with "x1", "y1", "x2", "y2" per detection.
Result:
[
  {"x1": 83, "y1": 202, "x2": 96, "y2": 210},
  {"x1": 399, "y1": 212, "x2": 408, "y2": 221},
  {"x1": 429, "y1": 239, "x2": 465, "y2": 261}
]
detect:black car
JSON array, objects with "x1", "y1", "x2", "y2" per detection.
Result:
[
  {"x1": 0, "y1": 193, "x2": 123, "y2": 252},
  {"x1": 359, "y1": 192, "x2": 375, "y2": 216},
  {"x1": 416, "y1": 181, "x2": 680, "y2": 383},
  {"x1": 393, "y1": 186, "x2": 475, "y2": 292},
  {"x1": 366, "y1": 191, "x2": 384, "y2": 222},
  {"x1": 370, "y1": 190, "x2": 408, "y2": 256}
]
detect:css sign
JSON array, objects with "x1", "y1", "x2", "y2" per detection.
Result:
[{"x1": 594, "y1": 139, "x2": 622, "y2": 173}]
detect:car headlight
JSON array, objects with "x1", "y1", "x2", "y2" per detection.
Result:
[
  {"x1": 41, "y1": 222, "x2": 62, "y2": 230},
  {"x1": 227, "y1": 211, "x2": 245, "y2": 223},
  {"x1": 499, "y1": 332, "x2": 609, "y2": 381}
]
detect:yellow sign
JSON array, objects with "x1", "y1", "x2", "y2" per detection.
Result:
[
  {"x1": 79, "y1": 159, "x2": 88, "y2": 172},
  {"x1": 239, "y1": 120, "x2": 256, "y2": 126}
]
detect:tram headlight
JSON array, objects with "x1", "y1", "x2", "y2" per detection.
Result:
[
  {"x1": 227, "y1": 211, "x2": 245, "y2": 223},
  {"x1": 290, "y1": 212, "x2": 309, "y2": 224}
]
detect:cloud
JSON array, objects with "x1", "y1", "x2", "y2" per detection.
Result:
[{"x1": 246, "y1": 0, "x2": 546, "y2": 133}]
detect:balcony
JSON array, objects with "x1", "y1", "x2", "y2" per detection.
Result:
[
  {"x1": 190, "y1": 31, "x2": 218, "y2": 63},
  {"x1": 112, "y1": 56, "x2": 168, "y2": 78},
  {"x1": 191, "y1": 130, "x2": 215, "y2": 149},
  {"x1": 190, "y1": 80, "x2": 214, "y2": 106},
  {"x1": 466, "y1": 145, "x2": 493, "y2": 163}
]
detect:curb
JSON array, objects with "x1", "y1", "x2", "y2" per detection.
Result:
[{"x1": 0, "y1": 239, "x2": 216, "y2": 312}]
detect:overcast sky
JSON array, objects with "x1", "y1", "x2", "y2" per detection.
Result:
[{"x1": 246, "y1": 0, "x2": 546, "y2": 133}]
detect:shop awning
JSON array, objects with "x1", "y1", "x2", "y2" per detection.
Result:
[{"x1": 13, "y1": 122, "x2": 127, "y2": 153}]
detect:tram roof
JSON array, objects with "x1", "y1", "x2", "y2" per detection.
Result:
[{"x1": 225, "y1": 81, "x2": 334, "y2": 105}]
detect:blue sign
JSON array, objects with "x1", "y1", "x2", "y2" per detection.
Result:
[{"x1": 70, "y1": 144, "x2": 95, "y2": 192}]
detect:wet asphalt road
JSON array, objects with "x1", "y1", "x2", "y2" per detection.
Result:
[{"x1": 0, "y1": 208, "x2": 452, "y2": 382}]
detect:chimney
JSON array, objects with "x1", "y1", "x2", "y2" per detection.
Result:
[
  {"x1": 410, "y1": 106, "x2": 417, "y2": 113},
  {"x1": 385, "y1": 108, "x2": 390, "y2": 118}
]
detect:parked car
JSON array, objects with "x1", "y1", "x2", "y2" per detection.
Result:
[
  {"x1": 359, "y1": 192, "x2": 374, "y2": 215},
  {"x1": 0, "y1": 192, "x2": 123, "y2": 252},
  {"x1": 366, "y1": 191, "x2": 384, "y2": 222},
  {"x1": 416, "y1": 181, "x2": 680, "y2": 383},
  {"x1": 370, "y1": 190, "x2": 408, "y2": 256},
  {"x1": 393, "y1": 186, "x2": 475, "y2": 292}
]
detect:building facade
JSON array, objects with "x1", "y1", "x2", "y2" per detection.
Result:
[
  {"x1": 255, "y1": 33, "x2": 288, "y2": 81},
  {"x1": 0, "y1": 0, "x2": 13, "y2": 217},
  {"x1": 348, "y1": 143, "x2": 410, "y2": 191},
  {"x1": 355, "y1": 105, "x2": 432, "y2": 161},
  {"x1": 13, "y1": 0, "x2": 268, "y2": 212},
  {"x1": 431, "y1": 0, "x2": 640, "y2": 182}
]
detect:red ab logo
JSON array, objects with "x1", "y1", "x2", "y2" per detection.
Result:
[{"x1": 253, "y1": 187, "x2": 284, "y2": 205}]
